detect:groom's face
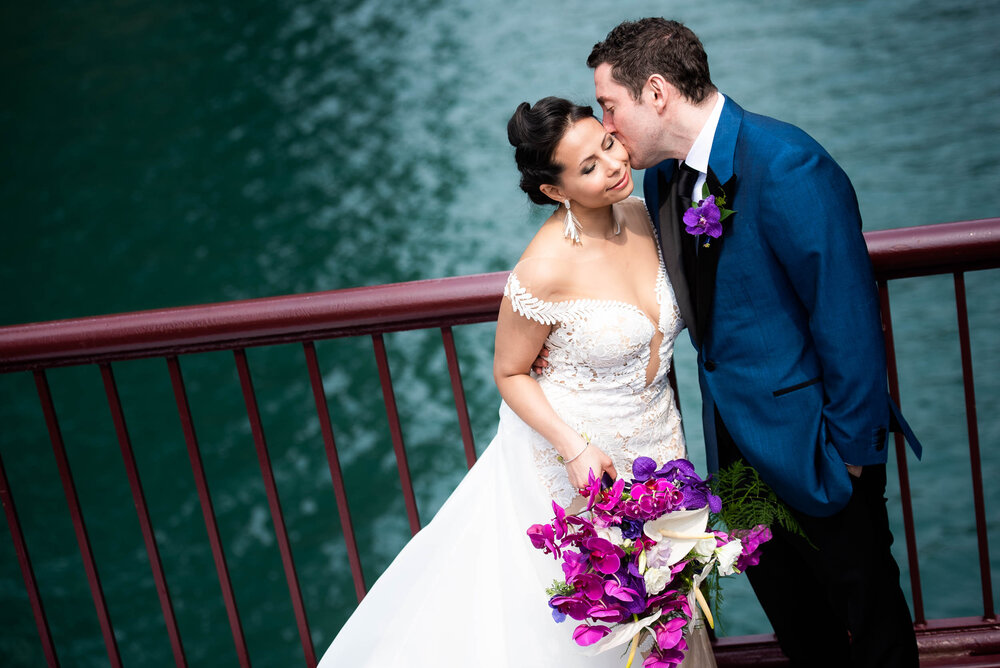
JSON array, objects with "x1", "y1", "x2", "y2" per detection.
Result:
[{"x1": 594, "y1": 63, "x2": 660, "y2": 170}]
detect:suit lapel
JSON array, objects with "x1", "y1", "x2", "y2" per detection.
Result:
[
  {"x1": 652, "y1": 162, "x2": 699, "y2": 345},
  {"x1": 693, "y1": 98, "x2": 744, "y2": 340},
  {"x1": 694, "y1": 170, "x2": 736, "y2": 338}
]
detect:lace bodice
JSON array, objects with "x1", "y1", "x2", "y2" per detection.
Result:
[{"x1": 501, "y1": 198, "x2": 687, "y2": 505}]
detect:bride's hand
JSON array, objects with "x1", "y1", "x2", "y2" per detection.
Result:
[{"x1": 565, "y1": 441, "x2": 617, "y2": 490}]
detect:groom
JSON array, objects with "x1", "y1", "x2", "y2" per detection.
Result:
[{"x1": 585, "y1": 18, "x2": 923, "y2": 667}]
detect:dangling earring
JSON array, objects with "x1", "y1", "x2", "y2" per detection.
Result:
[
  {"x1": 612, "y1": 207, "x2": 622, "y2": 236},
  {"x1": 563, "y1": 199, "x2": 582, "y2": 244}
]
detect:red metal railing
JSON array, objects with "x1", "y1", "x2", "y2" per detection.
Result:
[{"x1": 1, "y1": 219, "x2": 998, "y2": 667}]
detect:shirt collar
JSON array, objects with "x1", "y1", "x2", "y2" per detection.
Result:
[{"x1": 683, "y1": 92, "x2": 725, "y2": 174}]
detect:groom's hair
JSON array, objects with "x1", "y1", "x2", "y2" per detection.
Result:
[{"x1": 587, "y1": 18, "x2": 715, "y2": 104}]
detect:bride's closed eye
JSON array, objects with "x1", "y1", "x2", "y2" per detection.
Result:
[{"x1": 581, "y1": 137, "x2": 617, "y2": 174}]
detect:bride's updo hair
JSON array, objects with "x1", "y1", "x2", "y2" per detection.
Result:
[{"x1": 507, "y1": 97, "x2": 595, "y2": 205}]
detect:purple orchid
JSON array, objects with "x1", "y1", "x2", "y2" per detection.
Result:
[
  {"x1": 603, "y1": 578, "x2": 641, "y2": 604},
  {"x1": 564, "y1": 512, "x2": 595, "y2": 539},
  {"x1": 561, "y1": 550, "x2": 589, "y2": 581},
  {"x1": 653, "y1": 459, "x2": 721, "y2": 512},
  {"x1": 682, "y1": 195, "x2": 723, "y2": 238},
  {"x1": 625, "y1": 478, "x2": 683, "y2": 520},
  {"x1": 654, "y1": 617, "x2": 688, "y2": 651},
  {"x1": 595, "y1": 477, "x2": 626, "y2": 512},
  {"x1": 526, "y1": 523, "x2": 560, "y2": 558},
  {"x1": 653, "y1": 459, "x2": 697, "y2": 481},
  {"x1": 646, "y1": 588, "x2": 691, "y2": 617},
  {"x1": 586, "y1": 601, "x2": 629, "y2": 624},
  {"x1": 550, "y1": 593, "x2": 592, "y2": 621},
  {"x1": 583, "y1": 469, "x2": 602, "y2": 509},
  {"x1": 570, "y1": 572, "x2": 606, "y2": 601},
  {"x1": 582, "y1": 537, "x2": 625, "y2": 574},
  {"x1": 632, "y1": 456, "x2": 658, "y2": 482},
  {"x1": 644, "y1": 643, "x2": 688, "y2": 668},
  {"x1": 573, "y1": 623, "x2": 612, "y2": 646},
  {"x1": 551, "y1": 500, "x2": 568, "y2": 539},
  {"x1": 735, "y1": 524, "x2": 773, "y2": 572}
]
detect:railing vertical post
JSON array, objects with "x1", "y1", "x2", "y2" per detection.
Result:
[
  {"x1": 166, "y1": 357, "x2": 251, "y2": 667},
  {"x1": 441, "y1": 327, "x2": 477, "y2": 470},
  {"x1": 371, "y1": 334, "x2": 421, "y2": 535},
  {"x1": 0, "y1": 449, "x2": 60, "y2": 666},
  {"x1": 878, "y1": 281, "x2": 925, "y2": 626},
  {"x1": 33, "y1": 370, "x2": 123, "y2": 667},
  {"x1": 233, "y1": 349, "x2": 316, "y2": 667},
  {"x1": 99, "y1": 363, "x2": 187, "y2": 666},
  {"x1": 302, "y1": 342, "x2": 367, "y2": 602},
  {"x1": 953, "y1": 272, "x2": 995, "y2": 622}
]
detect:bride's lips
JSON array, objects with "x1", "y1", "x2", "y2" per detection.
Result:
[{"x1": 608, "y1": 170, "x2": 631, "y2": 191}]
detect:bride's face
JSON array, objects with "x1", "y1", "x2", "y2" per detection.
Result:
[{"x1": 548, "y1": 116, "x2": 634, "y2": 209}]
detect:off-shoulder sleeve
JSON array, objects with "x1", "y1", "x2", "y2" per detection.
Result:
[{"x1": 503, "y1": 271, "x2": 563, "y2": 326}]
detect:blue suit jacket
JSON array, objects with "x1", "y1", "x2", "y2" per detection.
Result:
[{"x1": 644, "y1": 97, "x2": 921, "y2": 516}]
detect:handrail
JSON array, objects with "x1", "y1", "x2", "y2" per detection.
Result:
[
  {"x1": 0, "y1": 273, "x2": 507, "y2": 373},
  {"x1": 1, "y1": 218, "x2": 998, "y2": 373},
  {"x1": 865, "y1": 217, "x2": 1000, "y2": 278},
  {"x1": 1, "y1": 217, "x2": 998, "y2": 667}
]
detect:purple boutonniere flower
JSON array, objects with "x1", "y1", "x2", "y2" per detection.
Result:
[
  {"x1": 683, "y1": 178, "x2": 736, "y2": 249},
  {"x1": 682, "y1": 195, "x2": 723, "y2": 240}
]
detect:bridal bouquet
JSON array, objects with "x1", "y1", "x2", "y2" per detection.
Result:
[{"x1": 527, "y1": 457, "x2": 772, "y2": 668}]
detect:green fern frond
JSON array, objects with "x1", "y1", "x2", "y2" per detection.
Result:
[{"x1": 710, "y1": 460, "x2": 811, "y2": 544}]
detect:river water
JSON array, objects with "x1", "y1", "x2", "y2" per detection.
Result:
[{"x1": 1, "y1": 0, "x2": 998, "y2": 665}]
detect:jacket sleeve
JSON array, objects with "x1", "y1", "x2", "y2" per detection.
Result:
[{"x1": 757, "y1": 144, "x2": 889, "y2": 466}]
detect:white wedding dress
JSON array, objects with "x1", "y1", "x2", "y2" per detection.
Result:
[{"x1": 319, "y1": 198, "x2": 716, "y2": 667}]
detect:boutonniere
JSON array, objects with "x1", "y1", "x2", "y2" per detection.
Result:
[{"x1": 683, "y1": 176, "x2": 737, "y2": 249}]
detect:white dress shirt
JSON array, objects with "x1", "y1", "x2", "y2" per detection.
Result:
[{"x1": 682, "y1": 92, "x2": 726, "y2": 202}]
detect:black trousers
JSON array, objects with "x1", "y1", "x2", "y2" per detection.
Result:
[{"x1": 714, "y1": 409, "x2": 918, "y2": 667}]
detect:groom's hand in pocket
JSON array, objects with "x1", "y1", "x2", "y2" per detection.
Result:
[
  {"x1": 846, "y1": 464, "x2": 863, "y2": 478},
  {"x1": 531, "y1": 346, "x2": 549, "y2": 374}
]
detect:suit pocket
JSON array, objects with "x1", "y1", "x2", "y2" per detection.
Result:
[{"x1": 772, "y1": 376, "x2": 822, "y2": 397}]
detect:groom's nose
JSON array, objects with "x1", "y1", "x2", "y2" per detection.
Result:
[{"x1": 602, "y1": 116, "x2": 616, "y2": 134}]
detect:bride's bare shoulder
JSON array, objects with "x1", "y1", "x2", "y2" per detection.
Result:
[{"x1": 510, "y1": 215, "x2": 578, "y2": 300}]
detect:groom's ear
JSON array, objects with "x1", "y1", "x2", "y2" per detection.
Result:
[{"x1": 645, "y1": 74, "x2": 670, "y2": 114}]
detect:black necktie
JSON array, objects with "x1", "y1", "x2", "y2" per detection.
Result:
[{"x1": 675, "y1": 162, "x2": 700, "y2": 218}]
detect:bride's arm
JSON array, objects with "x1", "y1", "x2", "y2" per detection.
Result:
[{"x1": 493, "y1": 297, "x2": 617, "y2": 489}]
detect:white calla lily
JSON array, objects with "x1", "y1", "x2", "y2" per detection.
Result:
[
  {"x1": 580, "y1": 610, "x2": 662, "y2": 655},
  {"x1": 642, "y1": 506, "x2": 712, "y2": 566}
]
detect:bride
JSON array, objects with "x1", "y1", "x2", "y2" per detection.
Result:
[{"x1": 318, "y1": 97, "x2": 714, "y2": 667}]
